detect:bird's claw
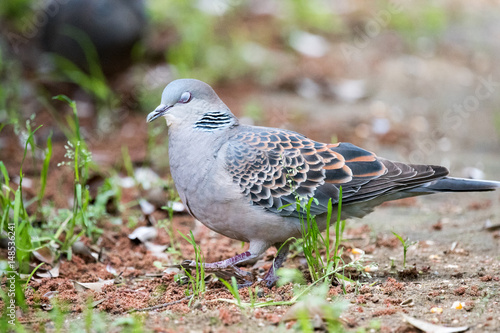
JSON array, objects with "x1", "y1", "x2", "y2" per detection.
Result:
[{"x1": 180, "y1": 260, "x2": 254, "y2": 287}]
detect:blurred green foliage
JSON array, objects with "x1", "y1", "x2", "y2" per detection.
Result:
[
  {"x1": 0, "y1": 47, "x2": 22, "y2": 126},
  {"x1": 0, "y1": 0, "x2": 34, "y2": 29},
  {"x1": 148, "y1": 0, "x2": 341, "y2": 83},
  {"x1": 389, "y1": 1, "x2": 448, "y2": 41}
]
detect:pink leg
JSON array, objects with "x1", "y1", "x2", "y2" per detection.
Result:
[
  {"x1": 198, "y1": 251, "x2": 255, "y2": 270},
  {"x1": 183, "y1": 241, "x2": 270, "y2": 288}
]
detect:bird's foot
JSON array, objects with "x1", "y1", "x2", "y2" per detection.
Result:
[
  {"x1": 235, "y1": 280, "x2": 253, "y2": 289},
  {"x1": 262, "y1": 268, "x2": 279, "y2": 288},
  {"x1": 210, "y1": 267, "x2": 254, "y2": 288},
  {"x1": 180, "y1": 258, "x2": 254, "y2": 287},
  {"x1": 261, "y1": 241, "x2": 291, "y2": 288}
]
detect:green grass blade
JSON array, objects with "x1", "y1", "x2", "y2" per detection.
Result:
[
  {"x1": 24, "y1": 263, "x2": 44, "y2": 290},
  {"x1": 38, "y1": 132, "x2": 52, "y2": 202},
  {"x1": 392, "y1": 231, "x2": 404, "y2": 244},
  {"x1": 220, "y1": 277, "x2": 242, "y2": 308},
  {"x1": 334, "y1": 186, "x2": 343, "y2": 269},
  {"x1": 0, "y1": 161, "x2": 9, "y2": 186}
]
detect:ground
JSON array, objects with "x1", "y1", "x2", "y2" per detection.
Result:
[
  {"x1": 1, "y1": 1, "x2": 500, "y2": 332},
  {"x1": 4, "y1": 190, "x2": 500, "y2": 332}
]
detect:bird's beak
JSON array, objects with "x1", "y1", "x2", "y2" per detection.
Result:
[{"x1": 147, "y1": 104, "x2": 172, "y2": 123}]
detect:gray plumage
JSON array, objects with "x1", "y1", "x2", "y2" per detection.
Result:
[{"x1": 147, "y1": 78, "x2": 500, "y2": 286}]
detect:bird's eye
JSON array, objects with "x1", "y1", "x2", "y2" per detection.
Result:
[{"x1": 178, "y1": 91, "x2": 191, "y2": 104}]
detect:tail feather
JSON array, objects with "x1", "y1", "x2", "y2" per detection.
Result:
[{"x1": 410, "y1": 177, "x2": 500, "y2": 193}]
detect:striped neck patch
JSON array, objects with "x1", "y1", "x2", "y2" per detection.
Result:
[{"x1": 194, "y1": 111, "x2": 237, "y2": 131}]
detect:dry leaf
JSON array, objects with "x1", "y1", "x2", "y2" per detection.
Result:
[
  {"x1": 402, "y1": 314, "x2": 468, "y2": 333},
  {"x1": 484, "y1": 219, "x2": 500, "y2": 231},
  {"x1": 43, "y1": 291, "x2": 58, "y2": 299},
  {"x1": 163, "y1": 267, "x2": 180, "y2": 275},
  {"x1": 139, "y1": 199, "x2": 156, "y2": 215},
  {"x1": 91, "y1": 298, "x2": 106, "y2": 307},
  {"x1": 73, "y1": 279, "x2": 115, "y2": 292},
  {"x1": 106, "y1": 264, "x2": 118, "y2": 276},
  {"x1": 144, "y1": 241, "x2": 168, "y2": 253},
  {"x1": 128, "y1": 226, "x2": 157, "y2": 243},
  {"x1": 72, "y1": 241, "x2": 96, "y2": 259},
  {"x1": 168, "y1": 201, "x2": 186, "y2": 212},
  {"x1": 32, "y1": 247, "x2": 55, "y2": 265},
  {"x1": 36, "y1": 262, "x2": 60, "y2": 278}
]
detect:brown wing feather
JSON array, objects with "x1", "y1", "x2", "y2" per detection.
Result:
[
  {"x1": 339, "y1": 159, "x2": 449, "y2": 204},
  {"x1": 225, "y1": 126, "x2": 450, "y2": 217},
  {"x1": 225, "y1": 127, "x2": 387, "y2": 216}
]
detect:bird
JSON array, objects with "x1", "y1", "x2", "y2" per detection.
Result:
[{"x1": 147, "y1": 78, "x2": 500, "y2": 287}]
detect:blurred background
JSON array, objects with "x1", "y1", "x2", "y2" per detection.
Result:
[{"x1": 0, "y1": 0, "x2": 499, "y2": 254}]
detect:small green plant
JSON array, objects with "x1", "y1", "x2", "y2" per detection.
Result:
[
  {"x1": 38, "y1": 132, "x2": 52, "y2": 205},
  {"x1": 388, "y1": 2, "x2": 448, "y2": 46},
  {"x1": 295, "y1": 305, "x2": 314, "y2": 333},
  {"x1": 297, "y1": 187, "x2": 346, "y2": 283},
  {"x1": 281, "y1": 0, "x2": 341, "y2": 32},
  {"x1": 220, "y1": 277, "x2": 242, "y2": 309},
  {"x1": 0, "y1": 126, "x2": 40, "y2": 312},
  {"x1": 121, "y1": 146, "x2": 135, "y2": 179},
  {"x1": 219, "y1": 277, "x2": 263, "y2": 309},
  {"x1": 392, "y1": 231, "x2": 417, "y2": 269},
  {"x1": 217, "y1": 277, "x2": 348, "y2": 332},
  {"x1": 49, "y1": 299, "x2": 72, "y2": 333},
  {"x1": 178, "y1": 230, "x2": 205, "y2": 303},
  {"x1": 248, "y1": 285, "x2": 260, "y2": 309},
  {"x1": 332, "y1": 188, "x2": 345, "y2": 272},
  {"x1": 54, "y1": 95, "x2": 99, "y2": 251},
  {"x1": 50, "y1": 26, "x2": 117, "y2": 115},
  {"x1": 291, "y1": 283, "x2": 347, "y2": 333},
  {"x1": 112, "y1": 314, "x2": 149, "y2": 333},
  {"x1": 160, "y1": 192, "x2": 181, "y2": 254}
]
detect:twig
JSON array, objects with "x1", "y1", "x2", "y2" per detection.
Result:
[{"x1": 127, "y1": 296, "x2": 192, "y2": 313}]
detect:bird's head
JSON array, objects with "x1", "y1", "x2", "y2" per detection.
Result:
[{"x1": 147, "y1": 79, "x2": 234, "y2": 129}]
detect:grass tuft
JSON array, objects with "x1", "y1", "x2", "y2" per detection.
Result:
[
  {"x1": 178, "y1": 230, "x2": 206, "y2": 303},
  {"x1": 392, "y1": 232, "x2": 417, "y2": 269},
  {"x1": 297, "y1": 187, "x2": 348, "y2": 284}
]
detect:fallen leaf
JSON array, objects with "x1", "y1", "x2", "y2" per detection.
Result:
[
  {"x1": 163, "y1": 267, "x2": 180, "y2": 275},
  {"x1": 43, "y1": 291, "x2": 58, "y2": 299},
  {"x1": 134, "y1": 167, "x2": 161, "y2": 190},
  {"x1": 139, "y1": 199, "x2": 156, "y2": 215},
  {"x1": 106, "y1": 264, "x2": 117, "y2": 276},
  {"x1": 91, "y1": 298, "x2": 106, "y2": 307},
  {"x1": 400, "y1": 298, "x2": 414, "y2": 307},
  {"x1": 72, "y1": 241, "x2": 96, "y2": 259},
  {"x1": 169, "y1": 201, "x2": 186, "y2": 212},
  {"x1": 402, "y1": 313, "x2": 468, "y2": 333},
  {"x1": 128, "y1": 226, "x2": 157, "y2": 243},
  {"x1": 36, "y1": 262, "x2": 60, "y2": 278},
  {"x1": 484, "y1": 219, "x2": 500, "y2": 231},
  {"x1": 144, "y1": 241, "x2": 168, "y2": 253},
  {"x1": 73, "y1": 279, "x2": 115, "y2": 292},
  {"x1": 32, "y1": 247, "x2": 55, "y2": 265}
]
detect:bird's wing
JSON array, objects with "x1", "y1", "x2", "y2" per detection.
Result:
[{"x1": 225, "y1": 127, "x2": 428, "y2": 217}]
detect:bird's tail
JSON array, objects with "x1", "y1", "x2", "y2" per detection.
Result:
[{"x1": 409, "y1": 177, "x2": 500, "y2": 193}]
